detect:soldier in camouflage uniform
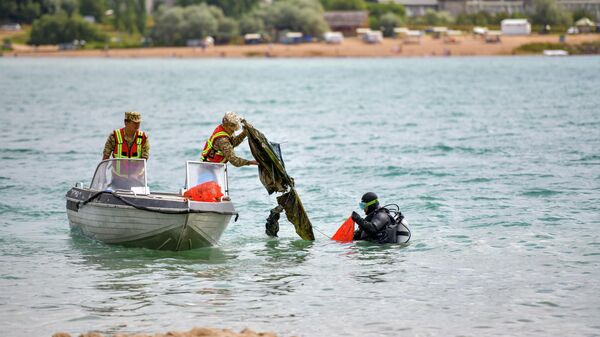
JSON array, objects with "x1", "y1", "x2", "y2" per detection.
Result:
[
  {"x1": 200, "y1": 111, "x2": 257, "y2": 167},
  {"x1": 102, "y1": 111, "x2": 150, "y2": 160}
]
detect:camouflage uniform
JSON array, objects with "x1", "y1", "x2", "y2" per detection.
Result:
[
  {"x1": 102, "y1": 132, "x2": 150, "y2": 159},
  {"x1": 102, "y1": 111, "x2": 150, "y2": 159},
  {"x1": 213, "y1": 129, "x2": 250, "y2": 167}
]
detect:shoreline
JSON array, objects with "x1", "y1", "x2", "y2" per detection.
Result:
[
  {"x1": 3, "y1": 35, "x2": 599, "y2": 58},
  {"x1": 52, "y1": 327, "x2": 279, "y2": 337}
]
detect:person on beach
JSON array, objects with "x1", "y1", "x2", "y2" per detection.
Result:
[
  {"x1": 352, "y1": 192, "x2": 411, "y2": 244},
  {"x1": 200, "y1": 111, "x2": 258, "y2": 167}
]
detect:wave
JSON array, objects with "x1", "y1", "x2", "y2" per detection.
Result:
[{"x1": 520, "y1": 189, "x2": 561, "y2": 197}]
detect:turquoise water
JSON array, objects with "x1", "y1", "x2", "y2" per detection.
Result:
[{"x1": 1, "y1": 57, "x2": 599, "y2": 337}]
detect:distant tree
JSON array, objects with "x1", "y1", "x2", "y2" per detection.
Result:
[
  {"x1": 379, "y1": 12, "x2": 403, "y2": 37},
  {"x1": 239, "y1": 13, "x2": 264, "y2": 35},
  {"x1": 0, "y1": 0, "x2": 42, "y2": 23},
  {"x1": 530, "y1": 0, "x2": 572, "y2": 26},
  {"x1": 421, "y1": 9, "x2": 453, "y2": 25},
  {"x1": 366, "y1": 2, "x2": 405, "y2": 18},
  {"x1": 151, "y1": 6, "x2": 185, "y2": 45},
  {"x1": 79, "y1": 0, "x2": 107, "y2": 22},
  {"x1": 366, "y1": 2, "x2": 405, "y2": 31},
  {"x1": 28, "y1": 12, "x2": 106, "y2": 45},
  {"x1": 259, "y1": 0, "x2": 329, "y2": 37},
  {"x1": 492, "y1": 11, "x2": 527, "y2": 25},
  {"x1": 320, "y1": 0, "x2": 367, "y2": 10},
  {"x1": 152, "y1": 3, "x2": 238, "y2": 45},
  {"x1": 61, "y1": 0, "x2": 78, "y2": 16},
  {"x1": 174, "y1": 0, "x2": 260, "y2": 17},
  {"x1": 108, "y1": 0, "x2": 146, "y2": 34},
  {"x1": 215, "y1": 16, "x2": 238, "y2": 43},
  {"x1": 571, "y1": 7, "x2": 597, "y2": 22},
  {"x1": 181, "y1": 5, "x2": 218, "y2": 40},
  {"x1": 44, "y1": 0, "x2": 79, "y2": 16},
  {"x1": 456, "y1": 11, "x2": 485, "y2": 25},
  {"x1": 208, "y1": 0, "x2": 261, "y2": 18}
]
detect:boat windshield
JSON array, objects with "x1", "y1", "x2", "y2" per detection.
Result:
[
  {"x1": 185, "y1": 161, "x2": 228, "y2": 196},
  {"x1": 90, "y1": 159, "x2": 148, "y2": 193}
]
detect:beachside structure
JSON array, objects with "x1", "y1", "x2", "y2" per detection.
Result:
[
  {"x1": 485, "y1": 30, "x2": 502, "y2": 43},
  {"x1": 244, "y1": 33, "x2": 262, "y2": 44},
  {"x1": 356, "y1": 27, "x2": 372, "y2": 39},
  {"x1": 323, "y1": 31, "x2": 344, "y2": 44},
  {"x1": 439, "y1": 0, "x2": 525, "y2": 15},
  {"x1": 0, "y1": 23, "x2": 21, "y2": 31},
  {"x1": 405, "y1": 30, "x2": 424, "y2": 44},
  {"x1": 575, "y1": 17, "x2": 596, "y2": 33},
  {"x1": 444, "y1": 30, "x2": 463, "y2": 43},
  {"x1": 323, "y1": 11, "x2": 369, "y2": 36},
  {"x1": 363, "y1": 30, "x2": 384, "y2": 43},
  {"x1": 279, "y1": 32, "x2": 303, "y2": 44},
  {"x1": 394, "y1": 27, "x2": 411, "y2": 39},
  {"x1": 382, "y1": 0, "x2": 600, "y2": 18},
  {"x1": 501, "y1": 19, "x2": 531, "y2": 35},
  {"x1": 432, "y1": 26, "x2": 449, "y2": 38}
]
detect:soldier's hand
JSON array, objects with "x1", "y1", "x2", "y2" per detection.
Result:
[{"x1": 248, "y1": 160, "x2": 259, "y2": 166}]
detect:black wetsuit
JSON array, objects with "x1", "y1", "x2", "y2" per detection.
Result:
[{"x1": 353, "y1": 207, "x2": 394, "y2": 244}]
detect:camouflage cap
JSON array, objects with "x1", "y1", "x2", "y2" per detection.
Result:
[
  {"x1": 222, "y1": 111, "x2": 240, "y2": 130},
  {"x1": 125, "y1": 111, "x2": 142, "y2": 123}
]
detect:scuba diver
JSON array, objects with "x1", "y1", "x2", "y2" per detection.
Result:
[{"x1": 351, "y1": 192, "x2": 411, "y2": 244}]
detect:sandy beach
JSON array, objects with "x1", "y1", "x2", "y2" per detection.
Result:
[
  {"x1": 3, "y1": 34, "x2": 599, "y2": 58},
  {"x1": 52, "y1": 327, "x2": 279, "y2": 337}
]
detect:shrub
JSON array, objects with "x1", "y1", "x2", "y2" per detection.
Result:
[
  {"x1": 28, "y1": 13, "x2": 106, "y2": 45},
  {"x1": 530, "y1": 0, "x2": 572, "y2": 26},
  {"x1": 151, "y1": 4, "x2": 239, "y2": 45},
  {"x1": 379, "y1": 12, "x2": 403, "y2": 37},
  {"x1": 320, "y1": 0, "x2": 367, "y2": 10},
  {"x1": 260, "y1": 0, "x2": 329, "y2": 37},
  {"x1": 239, "y1": 13, "x2": 264, "y2": 35},
  {"x1": 513, "y1": 41, "x2": 600, "y2": 55}
]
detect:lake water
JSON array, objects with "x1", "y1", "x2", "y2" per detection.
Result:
[{"x1": 0, "y1": 57, "x2": 599, "y2": 337}]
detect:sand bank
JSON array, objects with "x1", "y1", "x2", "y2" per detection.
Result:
[
  {"x1": 4, "y1": 34, "x2": 599, "y2": 58},
  {"x1": 52, "y1": 327, "x2": 279, "y2": 337}
]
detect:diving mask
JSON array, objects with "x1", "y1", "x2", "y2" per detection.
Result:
[{"x1": 359, "y1": 198, "x2": 378, "y2": 210}]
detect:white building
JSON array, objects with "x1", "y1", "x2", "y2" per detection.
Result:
[{"x1": 501, "y1": 19, "x2": 531, "y2": 35}]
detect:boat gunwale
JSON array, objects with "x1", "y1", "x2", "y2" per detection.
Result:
[{"x1": 66, "y1": 187, "x2": 237, "y2": 216}]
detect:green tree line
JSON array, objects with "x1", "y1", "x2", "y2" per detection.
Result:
[{"x1": 1, "y1": 0, "x2": 593, "y2": 46}]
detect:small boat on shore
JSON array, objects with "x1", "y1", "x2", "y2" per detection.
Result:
[
  {"x1": 65, "y1": 159, "x2": 237, "y2": 251},
  {"x1": 543, "y1": 49, "x2": 569, "y2": 56}
]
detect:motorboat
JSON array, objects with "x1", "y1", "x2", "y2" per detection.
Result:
[{"x1": 65, "y1": 159, "x2": 237, "y2": 251}]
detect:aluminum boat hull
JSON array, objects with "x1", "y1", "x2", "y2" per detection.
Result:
[{"x1": 66, "y1": 187, "x2": 235, "y2": 251}]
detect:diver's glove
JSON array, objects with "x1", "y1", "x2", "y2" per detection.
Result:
[{"x1": 351, "y1": 211, "x2": 362, "y2": 224}]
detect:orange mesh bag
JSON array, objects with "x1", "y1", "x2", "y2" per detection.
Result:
[
  {"x1": 183, "y1": 181, "x2": 224, "y2": 202},
  {"x1": 332, "y1": 216, "x2": 355, "y2": 242}
]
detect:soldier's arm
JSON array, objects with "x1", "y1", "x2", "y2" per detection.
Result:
[
  {"x1": 102, "y1": 133, "x2": 115, "y2": 160},
  {"x1": 230, "y1": 128, "x2": 247, "y2": 147},
  {"x1": 141, "y1": 135, "x2": 150, "y2": 160},
  {"x1": 214, "y1": 137, "x2": 250, "y2": 167}
]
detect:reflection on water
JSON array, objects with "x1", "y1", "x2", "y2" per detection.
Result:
[
  {"x1": 347, "y1": 243, "x2": 409, "y2": 284},
  {"x1": 250, "y1": 239, "x2": 313, "y2": 296},
  {"x1": 69, "y1": 234, "x2": 237, "y2": 271}
]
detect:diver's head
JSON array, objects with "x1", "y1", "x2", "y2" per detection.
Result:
[{"x1": 359, "y1": 192, "x2": 379, "y2": 215}]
